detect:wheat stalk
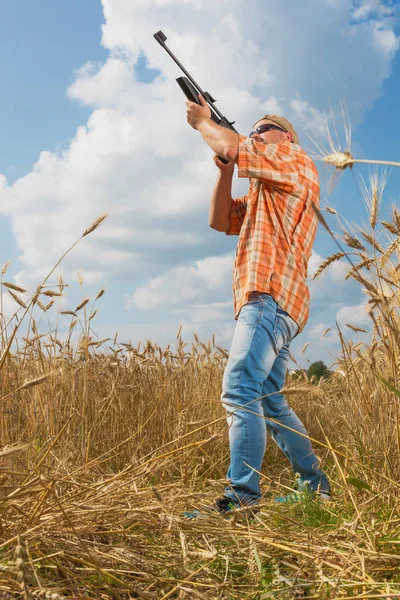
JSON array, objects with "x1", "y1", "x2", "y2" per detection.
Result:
[
  {"x1": 344, "y1": 263, "x2": 372, "y2": 281},
  {"x1": 393, "y1": 206, "x2": 400, "y2": 231},
  {"x1": 381, "y1": 220, "x2": 399, "y2": 236},
  {"x1": 2, "y1": 261, "x2": 10, "y2": 276},
  {"x1": 312, "y1": 252, "x2": 346, "y2": 280},
  {"x1": 359, "y1": 230, "x2": 385, "y2": 254},
  {"x1": 2, "y1": 281, "x2": 28, "y2": 293},
  {"x1": 248, "y1": 539, "x2": 258, "y2": 579},
  {"x1": 311, "y1": 203, "x2": 363, "y2": 279},
  {"x1": 0, "y1": 214, "x2": 108, "y2": 370},
  {"x1": 32, "y1": 591, "x2": 65, "y2": 599},
  {"x1": 280, "y1": 385, "x2": 319, "y2": 396},
  {"x1": 21, "y1": 372, "x2": 54, "y2": 390},
  {"x1": 358, "y1": 168, "x2": 389, "y2": 230},
  {"x1": 179, "y1": 531, "x2": 189, "y2": 571},
  {"x1": 380, "y1": 236, "x2": 400, "y2": 268},
  {"x1": 324, "y1": 205, "x2": 338, "y2": 214},
  {"x1": 1, "y1": 372, "x2": 56, "y2": 402},
  {"x1": 345, "y1": 324, "x2": 368, "y2": 334},
  {"x1": 176, "y1": 408, "x2": 187, "y2": 440},
  {"x1": 81, "y1": 214, "x2": 108, "y2": 238},
  {"x1": 42, "y1": 290, "x2": 62, "y2": 298},
  {"x1": 308, "y1": 101, "x2": 400, "y2": 190},
  {"x1": 15, "y1": 536, "x2": 31, "y2": 600},
  {"x1": 75, "y1": 299, "x2": 90, "y2": 312},
  {"x1": 57, "y1": 274, "x2": 66, "y2": 293},
  {"x1": 8, "y1": 290, "x2": 26, "y2": 308},
  {"x1": 396, "y1": 353, "x2": 400, "y2": 388},
  {"x1": 0, "y1": 443, "x2": 28, "y2": 458},
  {"x1": 8, "y1": 290, "x2": 27, "y2": 309},
  {"x1": 215, "y1": 345, "x2": 229, "y2": 359},
  {"x1": 342, "y1": 233, "x2": 366, "y2": 251}
]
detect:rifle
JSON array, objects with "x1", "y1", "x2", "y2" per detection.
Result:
[{"x1": 153, "y1": 30, "x2": 237, "y2": 164}]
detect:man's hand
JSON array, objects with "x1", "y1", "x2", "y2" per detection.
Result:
[
  {"x1": 186, "y1": 94, "x2": 212, "y2": 130},
  {"x1": 213, "y1": 154, "x2": 235, "y2": 173}
]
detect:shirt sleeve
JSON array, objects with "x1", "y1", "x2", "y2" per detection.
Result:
[
  {"x1": 225, "y1": 195, "x2": 248, "y2": 236},
  {"x1": 237, "y1": 135, "x2": 299, "y2": 194}
]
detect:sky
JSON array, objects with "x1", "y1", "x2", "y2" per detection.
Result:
[{"x1": 0, "y1": 0, "x2": 399, "y2": 370}]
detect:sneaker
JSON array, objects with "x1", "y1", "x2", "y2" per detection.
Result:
[
  {"x1": 274, "y1": 490, "x2": 302, "y2": 504},
  {"x1": 214, "y1": 496, "x2": 238, "y2": 513},
  {"x1": 215, "y1": 496, "x2": 261, "y2": 516},
  {"x1": 183, "y1": 496, "x2": 259, "y2": 519},
  {"x1": 297, "y1": 477, "x2": 332, "y2": 502},
  {"x1": 274, "y1": 487, "x2": 331, "y2": 504},
  {"x1": 319, "y1": 490, "x2": 332, "y2": 502}
]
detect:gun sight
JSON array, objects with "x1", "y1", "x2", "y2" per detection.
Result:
[{"x1": 154, "y1": 31, "x2": 167, "y2": 45}]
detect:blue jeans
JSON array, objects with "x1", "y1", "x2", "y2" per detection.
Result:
[{"x1": 221, "y1": 292, "x2": 330, "y2": 505}]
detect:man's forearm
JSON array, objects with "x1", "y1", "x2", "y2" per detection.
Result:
[
  {"x1": 197, "y1": 119, "x2": 239, "y2": 162},
  {"x1": 209, "y1": 170, "x2": 234, "y2": 231}
]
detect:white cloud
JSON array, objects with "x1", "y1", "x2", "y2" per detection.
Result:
[
  {"x1": 309, "y1": 321, "x2": 338, "y2": 342},
  {"x1": 2, "y1": 2, "x2": 399, "y2": 282},
  {"x1": 309, "y1": 250, "x2": 349, "y2": 282},
  {"x1": 0, "y1": 0, "x2": 398, "y2": 364},
  {"x1": 352, "y1": 2, "x2": 374, "y2": 21},
  {"x1": 372, "y1": 25, "x2": 399, "y2": 56},
  {"x1": 289, "y1": 99, "x2": 327, "y2": 140},
  {"x1": 336, "y1": 301, "x2": 371, "y2": 328},
  {"x1": 351, "y1": 0, "x2": 396, "y2": 22},
  {"x1": 127, "y1": 253, "x2": 233, "y2": 309},
  {"x1": 308, "y1": 250, "x2": 354, "y2": 309},
  {"x1": 350, "y1": 1, "x2": 399, "y2": 57},
  {"x1": 258, "y1": 96, "x2": 284, "y2": 118}
]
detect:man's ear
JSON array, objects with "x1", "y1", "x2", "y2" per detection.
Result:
[{"x1": 287, "y1": 132, "x2": 293, "y2": 142}]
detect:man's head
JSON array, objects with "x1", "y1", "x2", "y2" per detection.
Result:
[{"x1": 250, "y1": 114, "x2": 299, "y2": 145}]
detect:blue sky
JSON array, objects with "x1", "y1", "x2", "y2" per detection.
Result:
[
  {"x1": 0, "y1": 0, "x2": 399, "y2": 368},
  {"x1": 0, "y1": 0, "x2": 106, "y2": 181}
]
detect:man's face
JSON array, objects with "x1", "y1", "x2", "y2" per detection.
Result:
[{"x1": 250, "y1": 119, "x2": 293, "y2": 145}]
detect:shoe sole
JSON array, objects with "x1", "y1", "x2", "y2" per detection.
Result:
[{"x1": 183, "y1": 505, "x2": 260, "y2": 520}]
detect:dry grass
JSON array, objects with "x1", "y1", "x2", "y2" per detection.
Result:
[{"x1": 1, "y1": 169, "x2": 400, "y2": 598}]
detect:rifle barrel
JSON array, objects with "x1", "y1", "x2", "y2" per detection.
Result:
[{"x1": 153, "y1": 30, "x2": 227, "y2": 123}]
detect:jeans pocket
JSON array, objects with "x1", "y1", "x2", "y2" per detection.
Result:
[{"x1": 274, "y1": 311, "x2": 298, "y2": 347}]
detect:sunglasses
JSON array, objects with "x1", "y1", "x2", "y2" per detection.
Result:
[{"x1": 249, "y1": 123, "x2": 287, "y2": 137}]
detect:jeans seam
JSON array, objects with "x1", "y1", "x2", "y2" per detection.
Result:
[
  {"x1": 235, "y1": 295, "x2": 266, "y2": 387},
  {"x1": 273, "y1": 305, "x2": 280, "y2": 340},
  {"x1": 230, "y1": 296, "x2": 265, "y2": 469}
]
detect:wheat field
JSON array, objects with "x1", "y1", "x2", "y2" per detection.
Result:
[{"x1": 1, "y1": 151, "x2": 400, "y2": 598}]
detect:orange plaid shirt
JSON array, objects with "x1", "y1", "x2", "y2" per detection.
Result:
[{"x1": 226, "y1": 135, "x2": 320, "y2": 336}]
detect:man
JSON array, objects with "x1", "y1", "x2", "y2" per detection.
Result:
[{"x1": 186, "y1": 95, "x2": 331, "y2": 512}]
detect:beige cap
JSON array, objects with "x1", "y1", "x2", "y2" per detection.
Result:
[{"x1": 253, "y1": 114, "x2": 299, "y2": 145}]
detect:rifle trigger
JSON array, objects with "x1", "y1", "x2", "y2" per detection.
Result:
[{"x1": 204, "y1": 92, "x2": 216, "y2": 103}]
